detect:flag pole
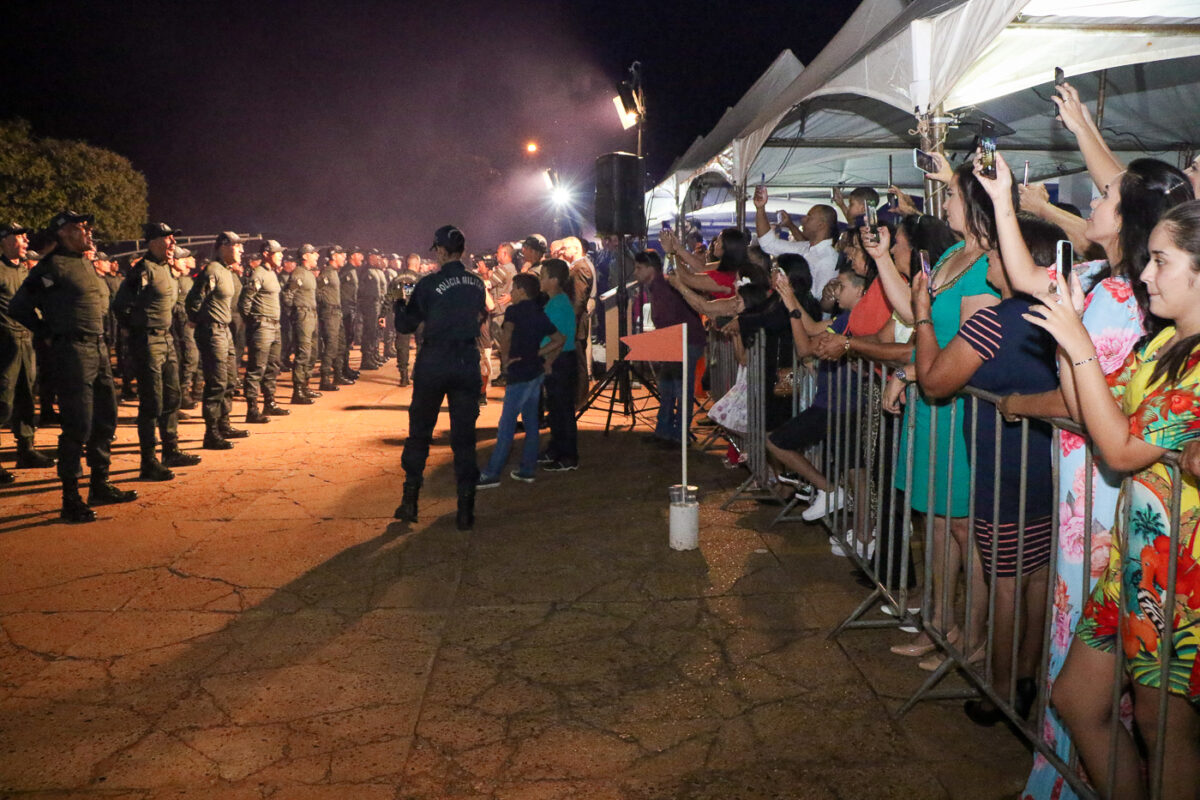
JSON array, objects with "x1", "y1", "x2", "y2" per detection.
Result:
[{"x1": 681, "y1": 322, "x2": 687, "y2": 490}]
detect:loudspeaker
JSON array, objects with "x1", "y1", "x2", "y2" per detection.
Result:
[{"x1": 594, "y1": 152, "x2": 645, "y2": 236}]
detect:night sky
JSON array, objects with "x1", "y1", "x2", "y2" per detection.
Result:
[{"x1": 2, "y1": 1, "x2": 859, "y2": 251}]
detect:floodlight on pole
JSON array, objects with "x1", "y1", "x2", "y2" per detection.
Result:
[
  {"x1": 525, "y1": 141, "x2": 539, "y2": 154},
  {"x1": 543, "y1": 167, "x2": 558, "y2": 191},
  {"x1": 612, "y1": 94, "x2": 638, "y2": 130}
]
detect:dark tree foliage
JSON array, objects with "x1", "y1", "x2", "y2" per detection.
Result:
[{"x1": 0, "y1": 119, "x2": 147, "y2": 241}]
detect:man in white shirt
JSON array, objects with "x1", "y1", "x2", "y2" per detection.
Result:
[{"x1": 753, "y1": 187, "x2": 840, "y2": 299}]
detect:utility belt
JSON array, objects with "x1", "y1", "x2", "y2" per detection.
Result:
[
  {"x1": 51, "y1": 331, "x2": 104, "y2": 343},
  {"x1": 131, "y1": 325, "x2": 171, "y2": 336}
]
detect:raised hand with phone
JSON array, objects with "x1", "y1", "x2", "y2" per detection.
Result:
[
  {"x1": 1051, "y1": 74, "x2": 1125, "y2": 192},
  {"x1": 972, "y1": 148, "x2": 1060, "y2": 297}
]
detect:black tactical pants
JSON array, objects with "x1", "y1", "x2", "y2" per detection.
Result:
[
  {"x1": 395, "y1": 332, "x2": 413, "y2": 379},
  {"x1": 291, "y1": 308, "x2": 318, "y2": 388},
  {"x1": 360, "y1": 308, "x2": 380, "y2": 366},
  {"x1": 196, "y1": 323, "x2": 234, "y2": 430},
  {"x1": 317, "y1": 305, "x2": 342, "y2": 380},
  {"x1": 340, "y1": 311, "x2": 359, "y2": 375},
  {"x1": 243, "y1": 318, "x2": 282, "y2": 403},
  {"x1": 130, "y1": 328, "x2": 181, "y2": 456},
  {"x1": 173, "y1": 314, "x2": 201, "y2": 395},
  {"x1": 0, "y1": 330, "x2": 37, "y2": 447},
  {"x1": 51, "y1": 333, "x2": 116, "y2": 483},
  {"x1": 401, "y1": 342, "x2": 481, "y2": 491}
]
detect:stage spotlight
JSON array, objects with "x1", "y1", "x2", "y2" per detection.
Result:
[
  {"x1": 526, "y1": 141, "x2": 539, "y2": 154},
  {"x1": 612, "y1": 92, "x2": 637, "y2": 130},
  {"x1": 550, "y1": 186, "x2": 572, "y2": 207}
]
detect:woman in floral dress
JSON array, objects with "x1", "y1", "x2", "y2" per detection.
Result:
[
  {"x1": 1026, "y1": 200, "x2": 1200, "y2": 800},
  {"x1": 989, "y1": 103, "x2": 1194, "y2": 798}
]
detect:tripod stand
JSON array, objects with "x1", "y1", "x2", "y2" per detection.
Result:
[{"x1": 576, "y1": 241, "x2": 659, "y2": 432}]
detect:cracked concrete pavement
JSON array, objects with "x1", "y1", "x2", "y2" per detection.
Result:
[{"x1": 0, "y1": 361, "x2": 1034, "y2": 798}]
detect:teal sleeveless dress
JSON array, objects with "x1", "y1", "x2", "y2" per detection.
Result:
[{"x1": 894, "y1": 242, "x2": 999, "y2": 517}]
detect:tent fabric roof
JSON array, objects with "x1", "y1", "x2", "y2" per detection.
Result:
[{"x1": 648, "y1": 0, "x2": 1200, "y2": 224}]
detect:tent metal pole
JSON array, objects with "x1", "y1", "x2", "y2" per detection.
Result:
[
  {"x1": 1095, "y1": 69, "x2": 1109, "y2": 130},
  {"x1": 921, "y1": 106, "x2": 947, "y2": 220},
  {"x1": 735, "y1": 181, "x2": 747, "y2": 231}
]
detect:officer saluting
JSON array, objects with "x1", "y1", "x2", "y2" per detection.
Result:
[
  {"x1": 393, "y1": 225, "x2": 487, "y2": 531},
  {"x1": 112, "y1": 222, "x2": 202, "y2": 480},
  {"x1": 9, "y1": 211, "x2": 138, "y2": 521}
]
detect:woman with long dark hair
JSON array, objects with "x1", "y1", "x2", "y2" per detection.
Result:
[
  {"x1": 1027, "y1": 199, "x2": 1200, "y2": 800},
  {"x1": 888, "y1": 160, "x2": 1011, "y2": 667},
  {"x1": 990, "y1": 152, "x2": 1193, "y2": 800}
]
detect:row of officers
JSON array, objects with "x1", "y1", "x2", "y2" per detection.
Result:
[{"x1": 0, "y1": 213, "x2": 422, "y2": 522}]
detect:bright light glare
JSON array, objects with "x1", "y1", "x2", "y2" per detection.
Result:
[
  {"x1": 550, "y1": 186, "x2": 572, "y2": 207},
  {"x1": 543, "y1": 169, "x2": 556, "y2": 191},
  {"x1": 526, "y1": 141, "x2": 539, "y2": 154},
  {"x1": 612, "y1": 95, "x2": 638, "y2": 130}
]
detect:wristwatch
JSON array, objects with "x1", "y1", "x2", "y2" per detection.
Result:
[{"x1": 788, "y1": 308, "x2": 804, "y2": 320}]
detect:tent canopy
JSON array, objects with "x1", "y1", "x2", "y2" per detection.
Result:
[{"x1": 647, "y1": 0, "x2": 1200, "y2": 224}]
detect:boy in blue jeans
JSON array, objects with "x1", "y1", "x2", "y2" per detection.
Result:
[{"x1": 477, "y1": 273, "x2": 564, "y2": 487}]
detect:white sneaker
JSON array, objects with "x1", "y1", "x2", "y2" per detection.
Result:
[
  {"x1": 829, "y1": 532, "x2": 850, "y2": 557},
  {"x1": 802, "y1": 487, "x2": 844, "y2": 522}
]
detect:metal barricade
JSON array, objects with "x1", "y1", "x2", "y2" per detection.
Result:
[
  {"x1": 720, "y1": 330, "x2": 777, "y2": 507},
  {"x1": 768, "y1": 353, "x2": 1190, "y2": 800}
]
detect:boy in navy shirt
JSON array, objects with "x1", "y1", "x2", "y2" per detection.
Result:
[{"x1": 477, "y1": 273, "x2": 564, "y2": 487}]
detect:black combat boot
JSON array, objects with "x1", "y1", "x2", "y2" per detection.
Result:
[
  {"x1": 263, "y1": 397, "x2": 290, "y2": 416},
  {"x1": 456, "y1": 487, "x2": 475, "y2": 531},
  {"x1": 397, "y1": 372, "x2": 410, "y2": 387},
  {"x1": 88, "y1": 470, "x2": 138, "y2": 506},
  {"x1": 162, "y1": 444, "x2": 202, "y2": 468},
  {"x1": 0, "y1": 465, "x2": 14, "y2": 485},
  {"x1": 245, "y1": 400, "x2": 271, "y2": 423},
  {"x1": 394, "y1": 483, "x2": 419, "y2": 522},
  {"x1": 303, "y1": 386, "x2": 322, "y2": 399},
  {"x1": 15, "y1": 440, "x2": 56, "y2": 469},
  {"x1": 203, "y1": 428, "x2": 233, "y2": 450},
  {"x1": 319, "y1": 377, "x2": 340, "y2": 392},
  {"x1": 139, "y1": 450, "x2": 175, "y2": 481},
  {"x1": 219, "y1": 418, "x2": 249, "y2": 439},
  {"x1": 61, "y1": 481, "x2": 96, "y2": 523},
  {"x1": 290, "y1": 389, "x2": 314, "y2": 405}
]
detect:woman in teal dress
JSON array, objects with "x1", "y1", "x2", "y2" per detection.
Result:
[{"x1": 891, "y1": 160, "x2": 1003, "y2": 661}]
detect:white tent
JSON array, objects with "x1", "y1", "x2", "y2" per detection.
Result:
[
  {"x1": 644, "y1": 50, "x2": 804, "y2": 223},
  {"x1": 648, "y1": 0, "x2": 1200, "y2": 222}
]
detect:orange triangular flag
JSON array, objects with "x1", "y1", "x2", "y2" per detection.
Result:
[{"x1": 621, "y1": 324, "x2": 685, "y2": 362}]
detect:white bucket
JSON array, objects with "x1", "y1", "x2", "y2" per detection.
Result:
[{"x1": 668, "y1": 484, "x2": 699, "y2": 551}]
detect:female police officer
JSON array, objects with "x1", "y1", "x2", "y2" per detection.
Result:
[{"x1": 393, "y1": 225, "x2": 487, "y2": 530}]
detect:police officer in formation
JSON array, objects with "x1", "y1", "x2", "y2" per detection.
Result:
[
  {"x1": 316, "y1": 245, "x2": 350, "y2": 391},
  {"x1": 387, "y1": 254, "x2": 421, "y2": 387},
  {"x1": 393, "y1": 225, "x2": 487, "y2": 531},
  {"x1": 0, "y1": 222, "x2": 55, "y2": 484},
  {"x1": 186, "y1": 231, "x2": 248, "y2": 449},
  {"x1": 339, "y1": 247, "x2": 362, "y2": 381},
  {"x1": 283, "y1": 243, "x2": 320, "y2": 404},
  {"x1": 358, "y1": 249, "x2": 388, "y2": 369},
  {"x1": 239, "y1": 239, "x2": 289, "y2": 423},
  {"x1": 10, "y1": 212, "x2": 138, "y2": 522},
  {"x1": 112, "y1": 222, "x2": 202, "y2": 480},
  {"x1": 171, "y1": 247, "x2": 202, "y2": 408}
]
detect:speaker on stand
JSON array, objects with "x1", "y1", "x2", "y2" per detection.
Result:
[{"x1": 577, "y1": 152, "x2": 659, "y2": 431}]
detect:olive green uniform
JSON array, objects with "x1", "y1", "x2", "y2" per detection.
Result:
[
  {"x1": 112, "y1": 254, "x2": 182, "y2": 462},
  {"x1": 0, "y1": 255, "x2": 39, "y2": 456},
  {"x1": 9, "y1": 248, "x2": 117, "y2": 487},
  {"x1": 282, "y1": 266, "x2": 318, "y2": 395},
  {"x1": 186, "y1": 260, "x2": 238, "y2": 433}
]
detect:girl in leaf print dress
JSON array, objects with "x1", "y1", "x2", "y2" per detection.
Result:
[{"x1": 1025, "y1": 200, "x2": 1200, "y2": 800}]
